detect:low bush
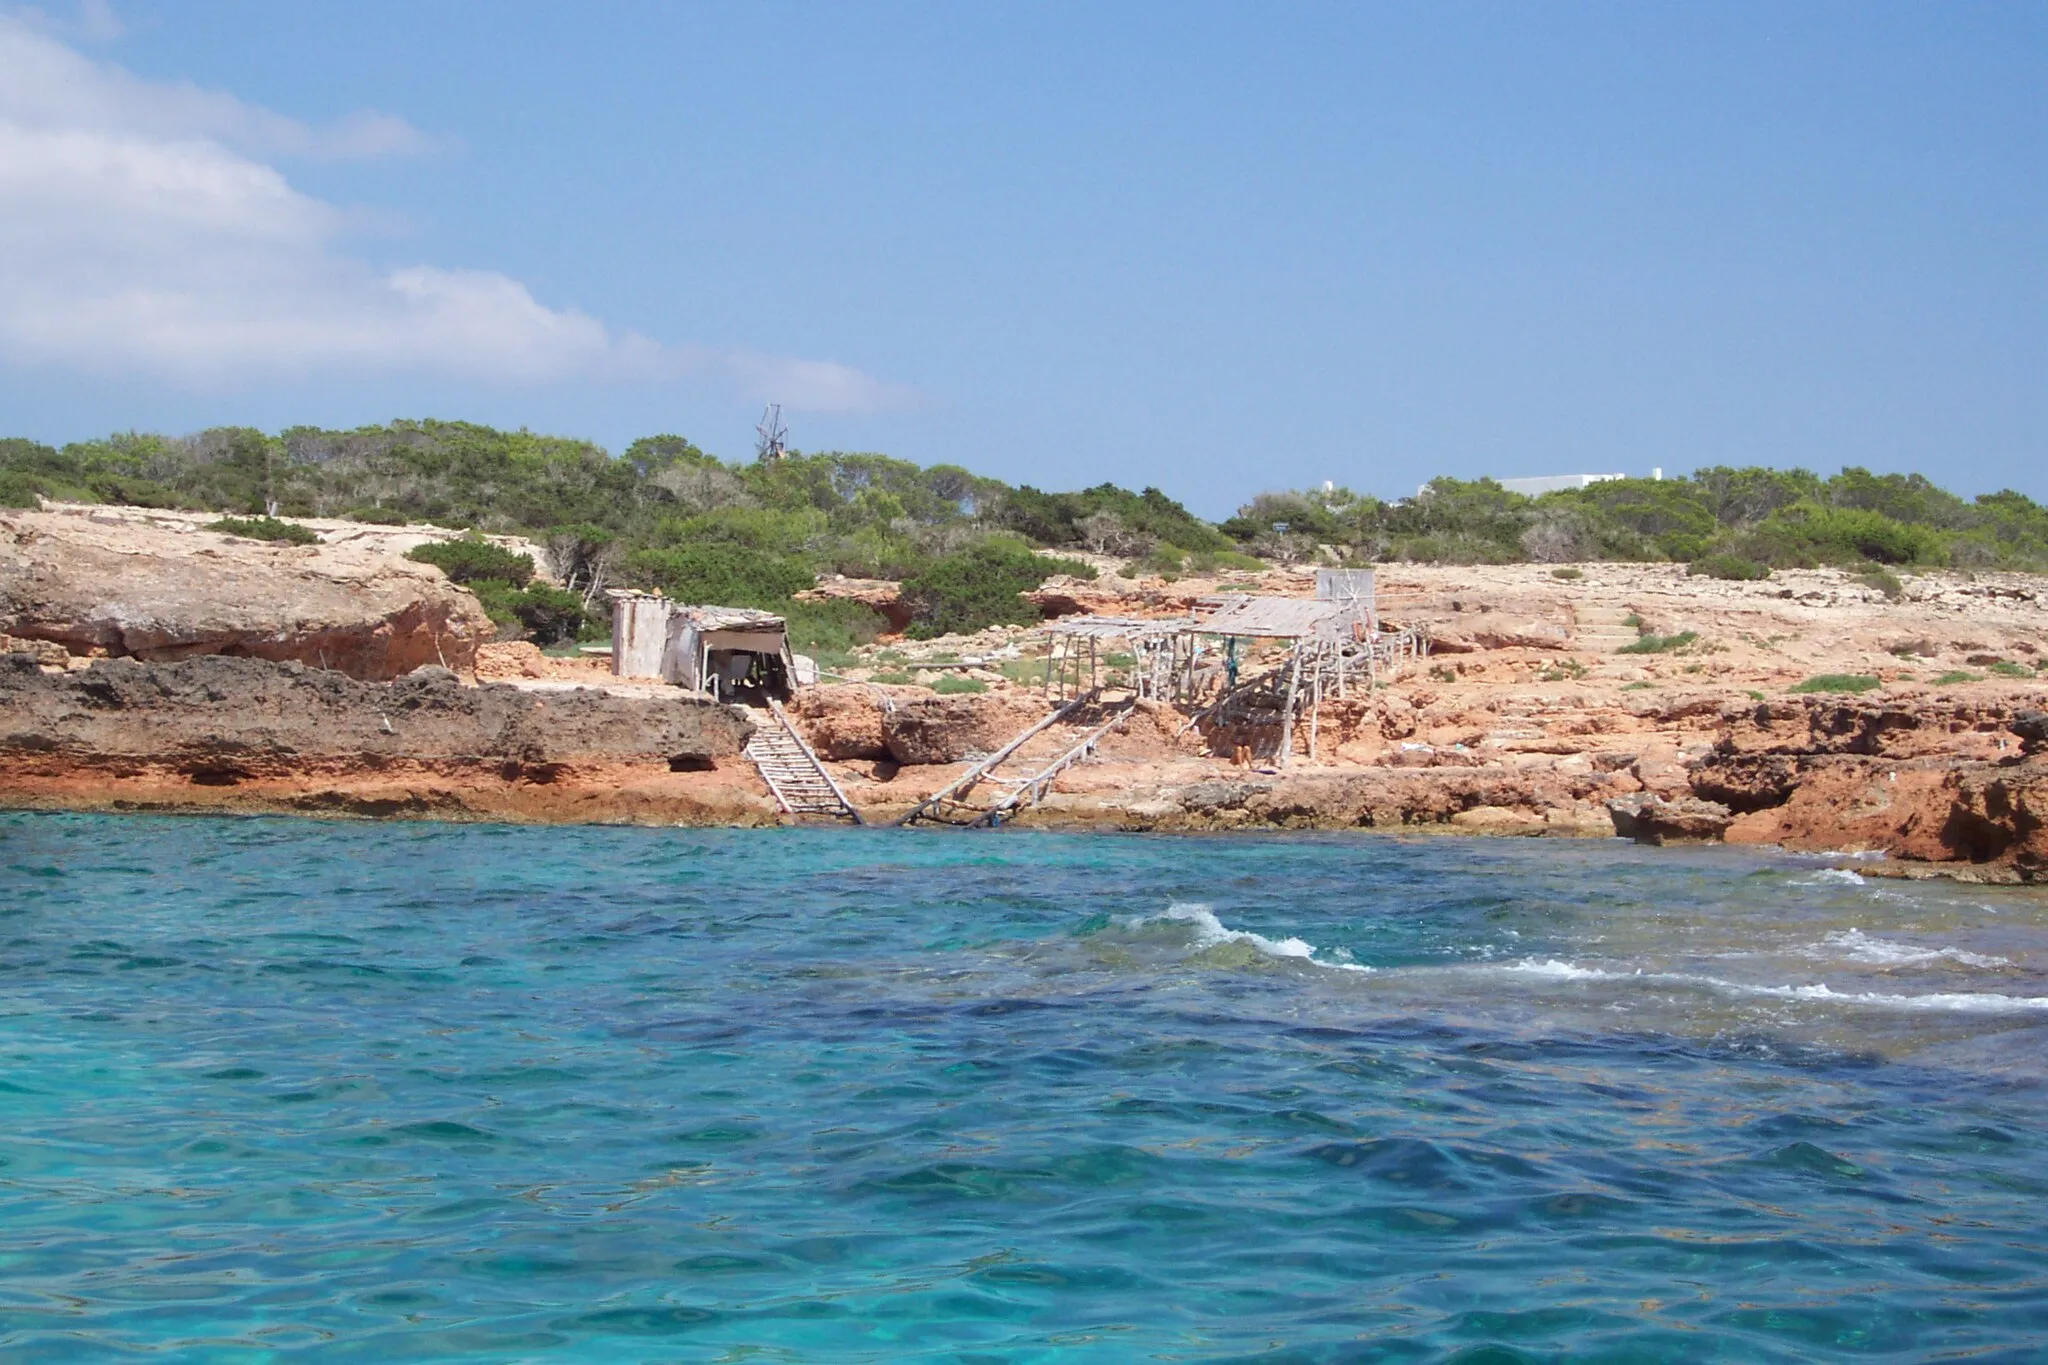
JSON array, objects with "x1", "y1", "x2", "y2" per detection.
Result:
[
  {"x1": 1549, "y1": 567, "x2": 1583, "y2": 580},
  {"x1": 1932, "y1": 671, "x2": 1981, "y2": 685},
  {"x1": 1131, "y1": 544, "x2": 1189, "y2": 579},
  {"x1": 1618, "y1": 630, "x2": 1698, "y2": 655},
  {"x1": 899, "y1": 538, "x2": 1095, "y2": 639},
  {"x1": 343, "y1": 505, "x2": 409, "y2": 525},
  {"x1": 0, "y1": 472, "x2": 45, "y2": 508},
  {"x1": 1855, "y1": 568, "x2": 1905, "y2": 600},
  {"x1": 1752, "y1": 504, "x2": 1944, "y2": 567},
  {"x1": 1688, "y1": 553, "x2": 1770, "y2": 581},
  {"x1": 206, "y1": 516, "x2": 318, "y2": 546},
  {"x1": 407, "y1": 537, "x2": 534, "y2": 587},
  {"x1": 782, "y1": 599, "x2": 888, "y2": 667},
  {"x1": 1789, "y1": 673, "x2": 1883, "y2": 694},
  {"x1": 1989, "y1": 660, "x2": 2031, "y2": 678},
  {"x1": 620, "y1": 543, "x2": 809, "y2": 606},
  {"x1": 1187, "y1": 548, "x2": 1267, "y2": 574},
  {"x1": 466, "y1": 579, "x2": 588, "y2": 645},
  {"x1": 506, "y1": 584, "x2": 587, "y2": 645},
  {"x1": 932, "y1": 675, "x2": 988, "y2": 694}
]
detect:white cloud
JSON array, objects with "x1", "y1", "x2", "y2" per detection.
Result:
[
  {"x1": 0, "y1": 14, "x2": 906, "y2": 410},
  {"x1": 0, "y1": 13, "x2": 431, "y2": 160}
]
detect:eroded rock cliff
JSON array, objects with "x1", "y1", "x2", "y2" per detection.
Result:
[
  {"x1": 0, "y1": 508, "x2": 494, "y2": 679},
  {"x1": 0, "y1": 655, "x2": 765, "y2": 823}
]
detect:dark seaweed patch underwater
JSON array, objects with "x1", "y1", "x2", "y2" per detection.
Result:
[{"x1": 3, "y1": 813, "x2": 2047, "y2": 1361}]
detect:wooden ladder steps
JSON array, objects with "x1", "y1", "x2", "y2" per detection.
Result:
[{"x1": 744, "y1": 703, "x2": 863, "y2": 822}]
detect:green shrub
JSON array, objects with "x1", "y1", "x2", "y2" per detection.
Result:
[
  {"x1": 464, "y1": 579, "x2": 588, "y2": 644},
  {"x1": 619, "y1": 543, "x2": 810, "y2": 607},
  {"x1": 85, "y1": 475, "x2": 178, "y2": 507},
  {"x1": 407, "y1": 537, "x2": 534, "y2": 587},
  {"x1": 1688, "y1": 553, "x2": 1771, "y2": 581},
  {"x1": 0, "y1": 471, "x2": 45, "y2": 508},
  {"x1": 1932, "y1": 671, "x2": 1981, "y2": 685},
  {"x1": 465, "y1": 578, "x2": 519, "y2": 628},
  {"x1": 206, "y1": 516, "x2": 318, "y2": 545},
  {"x1": 869, "y1": 669, "x2": 914, "y2": 685},
  {"x1": 1789, "y1": 673, "x2": 1883, "y2": 695},
  {"x1": 1988, "y1": 660, "x2": 2030, "y2": 678},
  {"x1": 506, "y1": 583, "x2": 586, "y2": 645},
  {"x1": 1618, "y1": 631, "x2": 1698, "y2": 655},
  {"x1": 1549, "y1": 567, "x2": 1583, "y2": 580},
  {"x1": 1753, "y1": 504, "x2": 1943, "y2": 567},
  {"x1": 782, "y1": 599, "x2": 888, "y2": 667},
  {"x1": 932, "y1": 675, "x2": 988, "y2": 694},
  {"x1": 1132, "y1": 544, "x2": 1189, "y2": 579},
  {"x1": 1621, "y1": 680, "x2": 1655, "y2": 691},
  {"x1": 343, "y1": 506, "x2": 409, "y2": 525},
  {"x1": 1188, "y1": 548, "x2": 1267, "y2": 574},
  {"x1": 1855, "y1": 568, "x2": 1904, "y2": 600},
  {"x1": 899, "y1": 538, "x2": 1092, "y2": 639}
]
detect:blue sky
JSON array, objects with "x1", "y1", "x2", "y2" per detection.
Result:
[{"x1": 0, "y1": 1, "x2": 2040, "y2": 515}]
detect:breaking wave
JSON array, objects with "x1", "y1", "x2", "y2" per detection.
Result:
[
  {"x1": 1792, "y1": 868, "x2": 1867, "y2": 886},
  {"x1": 1122, "y1": 904, "x2": 1372, "y2": 973}
]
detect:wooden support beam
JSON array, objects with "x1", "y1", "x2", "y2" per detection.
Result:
[
  {"x1": 893, "y1": 693, "x2": 1097, "y2": 826},
  {"x1": 1308, "y1": 649, "x2": 1323, "y2": 763},
  {"x1": 1276, "y1": 646, "x2": 1303, "y2": 768}
]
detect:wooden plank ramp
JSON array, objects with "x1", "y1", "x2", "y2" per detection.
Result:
[
  {"x1": 745, "y1": 699, "x2": 864, "y2": 824},
  {"x1": 895, "y1": 691, "x2": 1134, "y2": 828}
]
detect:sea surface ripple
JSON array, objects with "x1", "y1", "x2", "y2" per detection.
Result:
[{"x1": 3, "y1": 813, "x2": 2047, "y2": 1361}]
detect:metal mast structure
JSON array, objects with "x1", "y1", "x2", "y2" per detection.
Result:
[{"x1": 754, "y1": 404, "x2": 789, "y2": 462}]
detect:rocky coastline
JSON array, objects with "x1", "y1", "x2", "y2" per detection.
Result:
[
  {"x1": 2, "y1": 654, "x2": 2042, "y2": 882},
  {"x1": 2, "y1": 501, "x2": 2045, "y2": 881}
]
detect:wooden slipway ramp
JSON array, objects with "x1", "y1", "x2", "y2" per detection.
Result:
[
  {"x1": 895, "y1": 692, "x2": 1136, "y2": 828},
  {"x1": 745, "y1": 700, "x2": 864, "y2": 824}
]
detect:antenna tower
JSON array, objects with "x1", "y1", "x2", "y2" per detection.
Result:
[{"x1": 754, "y1": 404, "x2": 789, "y2": 462}]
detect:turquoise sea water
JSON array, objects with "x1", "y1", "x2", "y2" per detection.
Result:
[{"x1": 3, "y1": 815, "x2": 2048, "y2": 1361}]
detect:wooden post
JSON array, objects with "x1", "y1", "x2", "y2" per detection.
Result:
[
  {"x1": 1308, "y1": 647, "x2": 1323, "y2": 762},
  {"x1": 1276, "y1": 645, "x2": 1303, "y2": 768}
]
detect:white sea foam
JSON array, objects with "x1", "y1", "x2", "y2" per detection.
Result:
[
  {"x1": 1497, "y1": 958, "x2": 1619, "y2": 981},
  {"x1": 1474, "y1": 956, "x2": 2048, "y2": 1015},
  {"x1": 1135, "y1": 904, "x2": 1372, "y2": 972},
  {"x1": 1793, "y1": 868, "x2": 1867, "y2": 886},
  {"x1": 1818, "y1": 928, "x2": 2010, "y2": 970},
  {"x1": 1739, "y1": 981, "x2": 2048, "y2": 1013}
]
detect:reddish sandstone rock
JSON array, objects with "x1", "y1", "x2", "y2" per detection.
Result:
[
  {"x1": 475, "y1": 641, "x2": 549, "y2": 679},
  {"x1": 882, "y1": 693, "x2": 1050, "y2": 765},
  {"x1": 788, "y1": 684, "x2": 894, "y2": 761}
]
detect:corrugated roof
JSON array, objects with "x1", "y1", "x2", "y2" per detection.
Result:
[
  {"x1": 1191, "y1": 595, "x2": 1366, "y2": 639},
  {"x1": 1042, "y1": 615, "x2": 1195, "y2": 639},
  {"x1": 604, "y1": 591, "x2": 785, "y2": 632}
]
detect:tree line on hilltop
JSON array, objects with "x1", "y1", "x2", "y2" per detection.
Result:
[{"x1": 4, "y1": 420, "x2": 2045, "y2": 653}]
